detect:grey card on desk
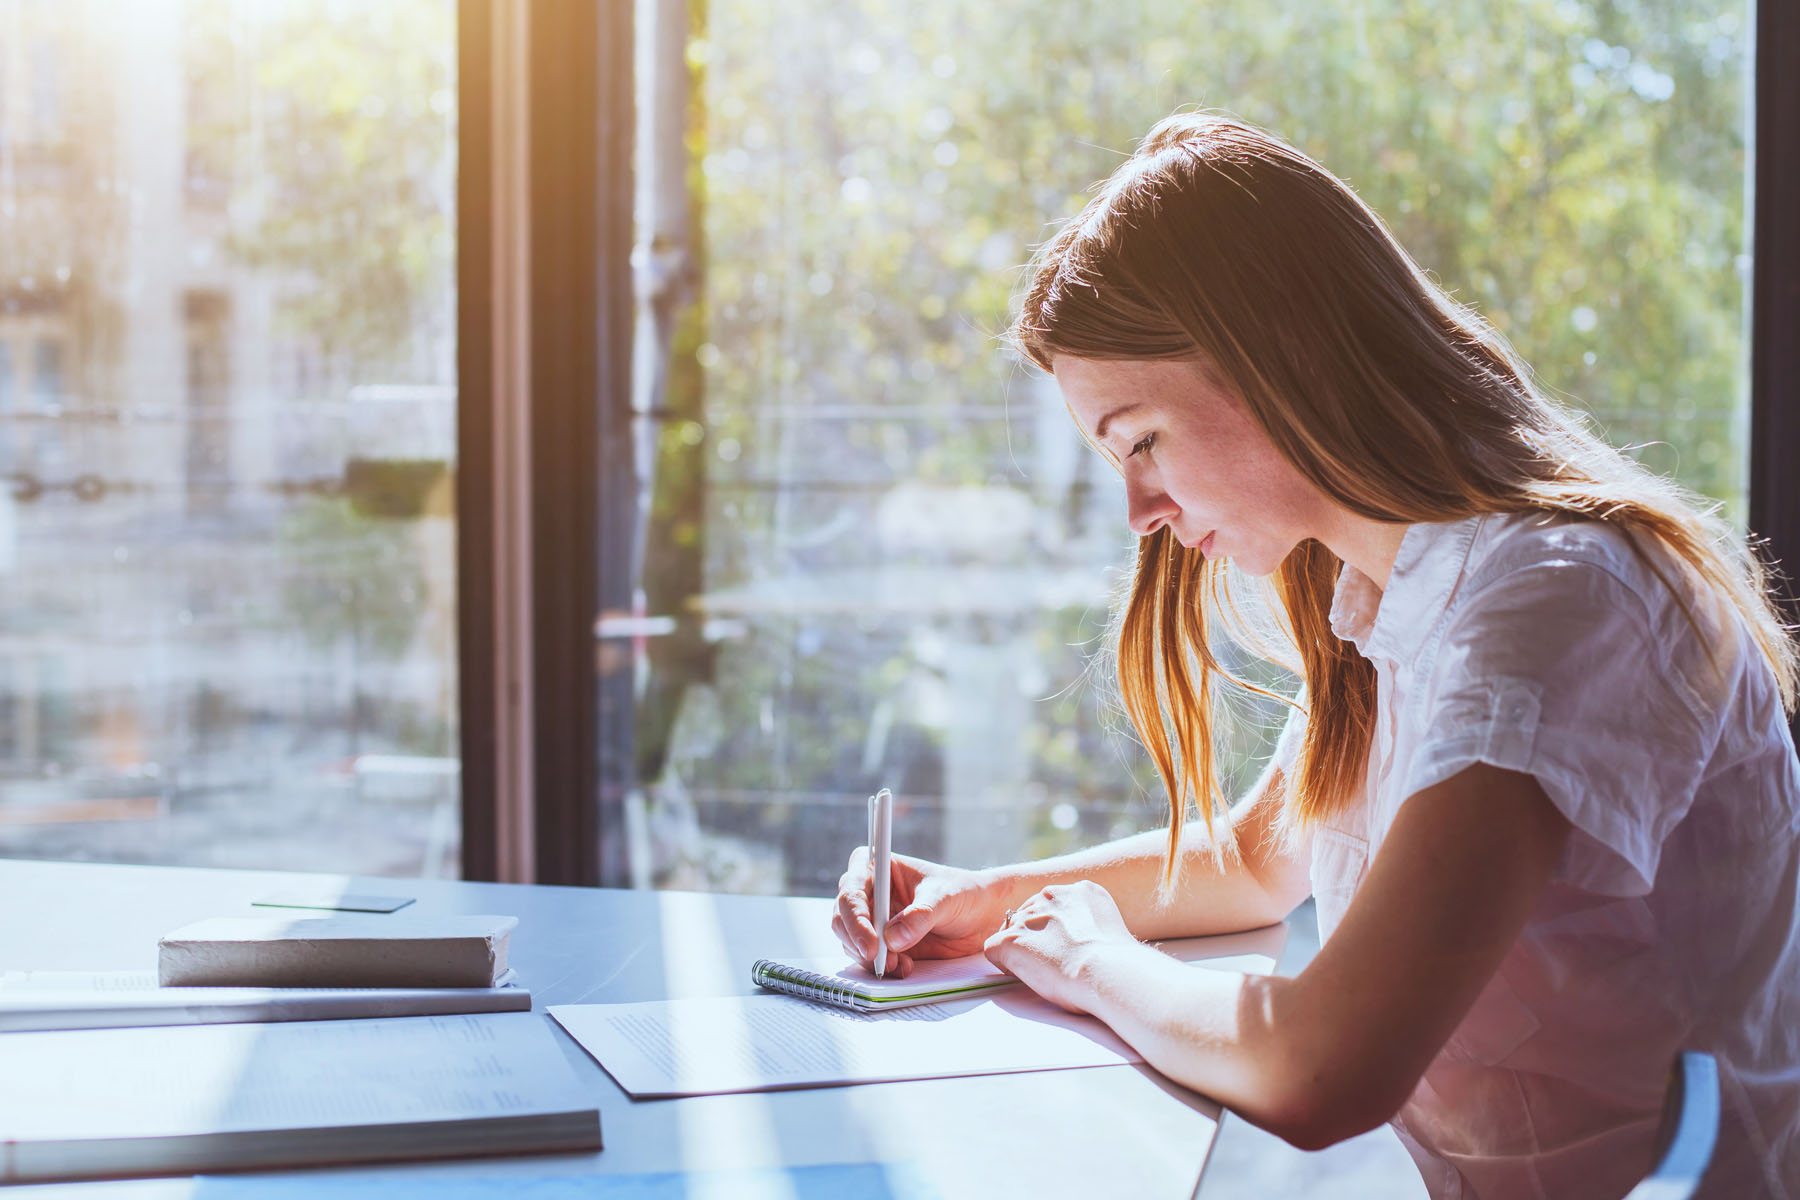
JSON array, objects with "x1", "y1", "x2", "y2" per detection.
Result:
[{"x1": 253, "y1": 890, "x2": 415, "y2": 913}]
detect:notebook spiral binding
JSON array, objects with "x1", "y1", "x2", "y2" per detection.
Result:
[{"x1": 750, "y1": 960, "x2": 863, "y2": 1010}]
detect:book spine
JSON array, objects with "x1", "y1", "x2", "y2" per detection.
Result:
[
  {"x1": 749, "y1": 960, "x2": 862, "y2": 1010},
  {"x1": 0, "y1": 986, "x2": 532, "y2": 1033},
  {"x1": 7, "y1": 1112, "x2": 601, "y2": 1183},
  {"x1": 158, "y1": 937, "x2": 503, "y2": 988}
]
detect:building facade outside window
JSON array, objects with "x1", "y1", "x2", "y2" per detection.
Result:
[{"x1": 0, "y1": 0, "x2": 458, "y2": 874}]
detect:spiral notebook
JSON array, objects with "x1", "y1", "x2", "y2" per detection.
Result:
[{"x1": 750, "y1": 953, "x2": 1018, "y2": 1011}]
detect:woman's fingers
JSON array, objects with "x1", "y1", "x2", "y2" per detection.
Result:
[
  {"x1": 829, "y1": 910, "x2": 858, "y2": 960},
  {"x1": 884, "y1": 900, "x2": 925, "y2": 952},
  {"x1": 835, "y1": 891, "x2": 871, "y2": 962},
  {"x1": 832, "y1": 848, "x2": 984, "y2": 968},
  {"x1": 834, "y1": 848, "x2": 877, "y2": 963},
  {"x1": 888, "y1": 869, "x2": 976, "y2": 950}
]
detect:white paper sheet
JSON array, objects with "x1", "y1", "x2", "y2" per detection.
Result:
[
  {"x1": 551, "y1": 924, "x2": 1284, "y2": 1099},
  {"x1": 551, "y1": 988, "x2": 1145, "y2": 1098}
]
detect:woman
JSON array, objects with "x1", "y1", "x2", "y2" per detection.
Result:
[{"x1": 833, "y1": 113, "x2": 1800, "y2": 1198}]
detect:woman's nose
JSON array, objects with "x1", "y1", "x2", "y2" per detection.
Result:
[{"x1": 1126, "y1": 478, "x2": 1178, "y2": 537}]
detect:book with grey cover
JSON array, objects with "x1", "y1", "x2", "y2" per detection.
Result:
[
  {"x1": 0, "y1": 968, "x2": 530, "y2": 1033},
  {"x1": 157, "y1": 915, "x2": 516, "y2": 988},
  {"x1": 0, "y1": 1012, "x2": 601, "y2": 1183}
]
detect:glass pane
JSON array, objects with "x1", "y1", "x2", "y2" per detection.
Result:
[
  {"x1": 0, "y1": 0, "x2": 458, "y2": 875},
  {"x1": 626, "y1": 0, "x2": 1751, "y2": 894}
]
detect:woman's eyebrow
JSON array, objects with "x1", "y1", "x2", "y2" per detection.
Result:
[{"x1": 1093, "y1": 404, "x2": 1145, "y2": 443}]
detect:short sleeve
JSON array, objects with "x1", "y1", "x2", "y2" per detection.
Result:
[{"x1": 1402, "y1": 558, "x2": 1723, "y2": 897}]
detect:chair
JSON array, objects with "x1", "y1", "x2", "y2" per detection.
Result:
[{"x1": 1625, "y1": 1052, "x2": 1720, "y2": 1200}]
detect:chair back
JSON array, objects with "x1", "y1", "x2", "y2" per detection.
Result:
[{"x1": 1624, "y1": 1051, "x2": 1720, "y2": 1200}]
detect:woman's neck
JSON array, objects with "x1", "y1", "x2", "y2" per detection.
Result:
[{"x1": 1322, "y1": 515, "x2": 1410, "y2": 592}]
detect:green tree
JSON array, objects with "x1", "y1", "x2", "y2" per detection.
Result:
[
  {"x1": 187, "y1": 0, "x2": 456, "y2": 380},
  {"x1": 649, "y1": 0, "x2": 1750, "y2": 892}
]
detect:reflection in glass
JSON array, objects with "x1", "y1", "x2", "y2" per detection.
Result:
[
  {"x1": 626, "y1": 0, "x2": 1752, "y2": 895},
  {"x1": 28, "y1": 37, "x2": 58, "y2": 131},
  {"x1": 0, "y1": 0, "x2": 458, "y2": 876},
  {"x1": 30, "y1": 340, "x2": 61, "y2": 406}
]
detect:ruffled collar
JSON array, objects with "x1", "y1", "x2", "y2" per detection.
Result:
[{"x1": 1328, "y1": 517, "x2": 1483, "y2": 664}]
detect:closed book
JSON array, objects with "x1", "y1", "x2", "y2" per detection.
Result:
[
  {"x1": 158, "y1": 915, "x2": 517, "y2": 988},
  {"x1": 0, "y1": 968, "x2": 530, "y2": 1032},
  {"x1": 0, "y1": 1012, "x2": 601, "y2": 1183}
]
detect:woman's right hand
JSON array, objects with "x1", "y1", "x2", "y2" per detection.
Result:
[{"x1": 832, "y1": 848, "x2": 1009, "y2": 977}]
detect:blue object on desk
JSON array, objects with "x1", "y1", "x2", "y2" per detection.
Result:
[{"x1": 194, "y1": 1164, "x2": 942, "y2": 1200}]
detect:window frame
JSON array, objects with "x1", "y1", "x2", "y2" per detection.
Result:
[
  {"x1": 1750, "y1": 0, "x2": 1800, "y2": 723},
  {"x1": 456, "y1": 0, "x2": 634, "y2": 884}
]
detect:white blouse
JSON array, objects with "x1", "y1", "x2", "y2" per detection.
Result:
[{"x1": 1286, "y1": 511, "x2": 1800, "y2": 1198}]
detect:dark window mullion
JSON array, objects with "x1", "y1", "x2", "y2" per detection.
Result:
[
  {"x1": 1750, "y1": 0, "x2": 1800, "y2": 740},
  {"x1": 593, "y1": 0, "x2": 641, "y2": 888},
  {"x1": 455, "y1": 0, "x2": 500, "y2": 881},
  {"x1": 458, "y1": 0, "x2": 633, "y2": 885}
]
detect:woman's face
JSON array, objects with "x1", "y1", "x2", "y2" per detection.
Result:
[{"x1": 1054, "y1": 355, "x2": 1327, "y2": 577}]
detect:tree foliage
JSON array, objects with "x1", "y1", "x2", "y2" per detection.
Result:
[
  {"x1": 188, "y1": 0, "x2": 457, "y2": 380},
  {"x1": 652, "y1": 0, "x2": 1751, "y2": 889}
]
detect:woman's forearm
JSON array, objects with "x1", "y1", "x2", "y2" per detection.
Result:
[
  {"x1": 1062, "y1": 765, "x2": 1579, "y2": 1152},
  {"x1": 1071, "y1": 938, "x2": 1365, "y2": 1149},
  {"x1": 976, "y1": 801, "x2": 1306, "y2": 940},
  {"x1": 974, "y1": 759, "x2": 1308, "y2": 939}
]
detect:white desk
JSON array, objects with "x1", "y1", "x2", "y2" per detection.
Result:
[{"x1": 0, "y1": 858, "x2": 1285, "y2": 1199}]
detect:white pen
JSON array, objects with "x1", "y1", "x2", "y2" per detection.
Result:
[{"x1": 869, "y1": 787, "x2": 893, "y2": 978}]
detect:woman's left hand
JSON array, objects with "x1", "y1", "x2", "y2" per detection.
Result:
[{"x1": 982, "y1": 879, "x2": 1138, "y2": 1014}]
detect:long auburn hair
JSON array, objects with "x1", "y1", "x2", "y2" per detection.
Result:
[{"x1": 1008, "y1": 112, "x2": 1798, "y2": 890}]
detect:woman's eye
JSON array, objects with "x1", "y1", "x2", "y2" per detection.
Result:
[{"x1": 1128, "y1": 433, "x2": 1156, "y2": 458}]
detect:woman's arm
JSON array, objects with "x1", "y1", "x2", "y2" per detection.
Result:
[
  {"x1": 975, "y1": 756, "x2": 1313, "y2": 940},
  {"x1": 985, "y1": 762, "x2": 1571, "y2": 1150},
  {"x1": 838, "y1": 755, "x2": 1312, "y2": 972}
]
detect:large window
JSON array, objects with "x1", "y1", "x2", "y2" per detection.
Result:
[
  {"x1": 621, "y1": 0, "x2": 1754, "y2": 894},
  {"x1": 0, "y1": 0, "x2": 458, "y2": 874},
  {"x1": 0, "y1": 1, "x2": 1763, "y2": 888}
]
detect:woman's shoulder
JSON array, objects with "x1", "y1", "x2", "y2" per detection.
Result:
[
  {"x1": 1459, "y1": 511, "x2": 1715, "y2": 631},
  {"x1": 1450, "y1": 510, "x2": 1750, "y2": 714},
  {"x1": 1466, "y1": 510, "x2": 1651, "y2": 585}
]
